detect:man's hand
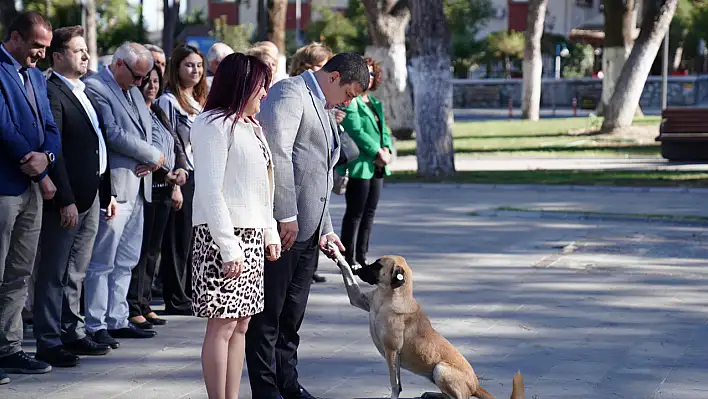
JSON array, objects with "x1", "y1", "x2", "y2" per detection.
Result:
[
  {"x1": 106, "y1": 197, "x2": 118, "y2": 221},
  {"x1": 136, "y1": 164, "x2": 153, "y2": 177},
  {"x1": 20, "y1": 152, "x2": 49, "y2": 176},
  {"x1": 38, "y1": 176, "x2": 56, "y2": 200},
  {"x1": 266, "y1": 244, "x2": 282, "y2": 261},
  {"x1": 334, "y1": 109, "x2": 346, "y2": 124},
  {"x1": 155, "y1": 153, "x2": 166, "y2": 170},
  {"x1": 279, "y1": 220, "x2": 299, "y2": 251},
  {"x1": 60, "y1": 204, "x2": 79, "y2": 228},
  {"x1": 319, "y1": 232, "x2": 345, "y2": 260},
  {"x1": 174, "y1": 169, "x2": 188, "y2": 186},
  {"x1": 171, "y1": 186, "x2": 183, "y2": 210}
]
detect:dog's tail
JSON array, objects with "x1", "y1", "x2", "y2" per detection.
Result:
[{"x1": 474, "y1": 371, "x2": 524, "y2": 399}]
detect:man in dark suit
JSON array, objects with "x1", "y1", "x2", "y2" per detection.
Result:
[
  {"x1": 32, "y1": 25, "x2": 116, "y2": 368},
  {"x1": 0, "y1": 11, "x2": 61, "y2": 384},
  {"x1": 245, "y1": 53, "x2": 369, "y2": 399}
]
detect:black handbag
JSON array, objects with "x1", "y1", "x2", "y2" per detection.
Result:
[{"x1": 336, "y1": 123, "x2": 359, "y2": 167}]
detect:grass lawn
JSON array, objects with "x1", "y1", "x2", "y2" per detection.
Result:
[
  {"x1": 395, "y1": 116, "x2": 662, "y2": 157},
  {"x1": 387, "y1": 169, "x2": 708, "y2": 188}
]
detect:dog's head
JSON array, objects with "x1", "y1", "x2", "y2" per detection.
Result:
[{"x1": 356, "y1": 255, "x2": 411, "y2": 290}]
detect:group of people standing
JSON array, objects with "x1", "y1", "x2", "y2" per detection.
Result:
[{"x1": 0, "y1": 9, "x2": 394, "y2": 399}]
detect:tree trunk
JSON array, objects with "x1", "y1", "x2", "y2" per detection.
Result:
[
  {"x1": 409, "y1": 0, "x2": 454, "y2": 178},
  {"x1": 362, "y1": 0, "x2": 415, "y2": 140},
  {"x1": 162, "y1": 0, "x2": 180, "y2": 57},
  {"x1": 599, "y1": 0, "x2": 636, "y2": 115},
  {"x1": 268, "y1": 0, "x2": 287, "y2": 55},
  {"x1": 86, "y1": 0, "x2": 98, "y2": 71},
  {"x1": 602, "y1": 0, "x2": 679, "y2": 133},
  {"x1": 0, "y1": 0, "x2": 18, "y2": 39},
  {"x1": 521, "y1": 0, "x2": 547, "y2": 121},
  {"x1": 138, "y1": 0, "x2": 145, "y2": 44}
]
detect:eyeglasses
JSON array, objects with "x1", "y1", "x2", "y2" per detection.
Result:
[{"x1": 124, "y1": 62, "x2": 147, "y2": 82}]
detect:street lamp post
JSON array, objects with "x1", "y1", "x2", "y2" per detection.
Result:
[
  {"x1": 295, "y1": 0, "x2": 302, "y2": 47},
  {"x1": 553, "y1": 43, "x2": 570, "y2": 116}
]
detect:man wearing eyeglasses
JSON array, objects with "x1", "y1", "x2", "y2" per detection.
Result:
[{"x1": 82, "y1": 42, "x2": 165, "y2": 349}]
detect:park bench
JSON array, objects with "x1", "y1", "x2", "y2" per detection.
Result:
[
  {"x1": 655, "y1": 107, "x2": 708, "y2": 161},
  {"x1": 464, "y1": 85, "x2": 502, "y2": 107},
  {"x1": 576, "y1": 86, "x2": 602, "y2": 110}
]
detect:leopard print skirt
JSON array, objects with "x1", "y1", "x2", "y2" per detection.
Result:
[{"x1": 191, "y1": 224, "x2": 265, "y2": 319}]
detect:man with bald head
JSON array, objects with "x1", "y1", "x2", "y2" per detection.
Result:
[{"x1": 83, "y1": 42, "x2": 165, "y2": 348}]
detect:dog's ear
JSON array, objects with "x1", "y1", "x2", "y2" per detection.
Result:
[{"x1": 390, "y1": 265, "x2": 406, "y2": 289}]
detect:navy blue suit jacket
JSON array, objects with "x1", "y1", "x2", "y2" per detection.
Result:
[{"x1": 0, "y1": 47, "x2": 61, "y2": 196}]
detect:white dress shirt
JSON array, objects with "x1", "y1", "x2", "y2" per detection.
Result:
[{"x1": 53, "y1": 71, "x2": 108, "y2": 175}]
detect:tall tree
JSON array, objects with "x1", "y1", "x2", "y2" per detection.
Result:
[
  {"x1": 268, "y1": 0, "x2": 287, "y2": 54},
  {"x1": 362, "y1": 0, "x2": 415, "y2": 140},
  {"x1": 602, "y1": 0, "x2": 679, "y2": 132},
  {"x1": 162, "y1": 0, "x2": 180, "y2": 56},
  {"x1": 409, "y1": 0, "x2": 455, "y2": 177},
  {"x1": 86, "y1": 0, "x2": 98, "y2": 71},
  {"x1": 599, "y1": 0, "x2": 637, "y2": 115},
  {"x1": 521, "y1": 0, "x2": 548, "y2": 121}
]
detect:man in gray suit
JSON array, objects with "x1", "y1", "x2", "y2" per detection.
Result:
[
  {"x1": 246, "y1": 53, "x2": 370, "y2": 399},
  {"x1": 83, "y1": 42, "x2": 164, "y2": 348}
]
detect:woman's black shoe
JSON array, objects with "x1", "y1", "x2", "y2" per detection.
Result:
[{"x1": 145, "y1": 316, "x2": 168, "y2": 326}]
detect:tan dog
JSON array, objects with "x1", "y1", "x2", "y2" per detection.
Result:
[{"x1": 327, "y1": 245, "x2": 523, "y2": 399}]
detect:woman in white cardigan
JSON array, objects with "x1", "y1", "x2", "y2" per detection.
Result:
[{"x1": 190, "y1": 53, "x2": 280, "y2": 399}]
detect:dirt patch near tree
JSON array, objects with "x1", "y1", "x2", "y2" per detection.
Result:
[{"x1": 568, "y1": 124, "x2": 659, "y2": 146}]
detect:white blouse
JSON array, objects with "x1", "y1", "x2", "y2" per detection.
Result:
[{"x1": 191, "y1": 112, "x2": 279, "y2": 263}]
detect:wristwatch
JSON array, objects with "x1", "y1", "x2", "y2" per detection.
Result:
[{"x1": 45, "y1": 151, "x2": 55, "y2": 166}]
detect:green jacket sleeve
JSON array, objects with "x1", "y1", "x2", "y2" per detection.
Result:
[{"x1": 341, "y1": 99, "x2": 380, "y2": 158}]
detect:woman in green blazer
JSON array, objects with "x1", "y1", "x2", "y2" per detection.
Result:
[{"x1": 336, "y1": 57, "x2": 393, "y2": 267}]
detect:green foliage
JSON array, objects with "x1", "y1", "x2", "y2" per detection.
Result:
[
  {"x1": 486, "y1": 30, "x2": 525, "y2": 59},
  {"x1": 444, "y1": 0, "x2": 494, "y2": 77},
  {"x1": 305, "y1": 1, "x2": 367, "y2": 55},
  {"x1": 562, "y1": 43, "x2": 595, "y2": 78},
  {"x1": 95, "y1": 0, "x2": 146, "y2": 55},
  {"x1": 209, "y1": 15, "x2": 253, "y2": 53}
]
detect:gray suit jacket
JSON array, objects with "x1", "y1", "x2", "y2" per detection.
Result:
[
  {"x1": 85, "y1": 67, "x2": 161, "y2": 203},
  {"x1": 260, "y1": 73, "x2": 341, "y2": 242}
]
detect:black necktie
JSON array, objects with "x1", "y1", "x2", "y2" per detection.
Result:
[
  {"x1": 19, "y1": 67, "x2": 38, "y2": 116},
  {"x1": 20, "y1": 67, "x2": 43, "y2": 145}
]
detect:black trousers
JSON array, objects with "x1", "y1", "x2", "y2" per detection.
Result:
[
  {"x1": 245, "y1": 232, "x2": 319, "y2": 397},
  {"x1": 127, "y1": 186, "x2": 172, "y2": 318},
  {"x1": 340, "y1": 177, "x2": 383, "y2": 265},
  {"x1": 160, "y1": 176, "x2": 194, "y2": 313}
]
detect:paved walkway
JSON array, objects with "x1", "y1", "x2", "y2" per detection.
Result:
[
  {"x1": 6, "y1": 185, "x2": 708, "y2": 398},
  {"x1": 389, "y1": 155, "x2": 708, "y2": 172}
]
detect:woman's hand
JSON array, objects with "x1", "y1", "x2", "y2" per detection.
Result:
[
  {"x1": 222, "y1": 259, "x2": 244, "y2": 278},
  {"x1": 266, "y1": 244, "x2": 281, "y2": 261},
  {"x1": 334, "y1": 109, "x2": 346, "y2": 124}
]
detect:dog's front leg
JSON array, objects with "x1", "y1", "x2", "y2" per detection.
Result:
[
  {"x1": 327, "y1": 242, "x2": 370, "y2": 312},
  {"x1": 385, "y1": 348, "x2": 402, "y2": 399}
]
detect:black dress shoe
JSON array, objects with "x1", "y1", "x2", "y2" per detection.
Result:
[
  {"x1": 283, "y1": 386, "x2": 317, "y2": 399},
  {"x1": 108, "y1": 325, "x2": 157, "y2": 339},
  {"x1": 312, "y1": 272, "x2": 326, "y2": 283},
  {"x1": 35, "y1": 346, "x2": 79, "y2": 368},
  {"x1": 92, "y1": 329, "x2": 120, "y2": 349},
  {"x1": 64, "y1": 336, "x2": 111, "y2": 356},
  {"x1": 128, "y1": 318, "x2": 154, "y2": 330},
  {"x1": 144, "y1": 315, "x2": 168, "y2": 326}
]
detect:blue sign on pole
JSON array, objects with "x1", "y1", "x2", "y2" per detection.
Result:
[{"x1": 186, "y1": 36, "x2": 217, "y2": 55}]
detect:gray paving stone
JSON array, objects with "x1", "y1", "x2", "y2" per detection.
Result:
[{"x1": 4, "y1": 185, "x2": 708, "y2": 398}]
